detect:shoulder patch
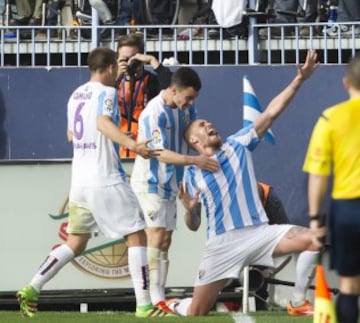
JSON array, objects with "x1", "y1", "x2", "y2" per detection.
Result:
[
  {"x1": 151, "y1": 128, "x2": 162, "y2": 145},
  {"x1": 104, "y1": 98, "x2": 114, "y2": 112}
]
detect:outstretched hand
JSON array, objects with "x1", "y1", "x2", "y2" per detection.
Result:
[
  {"x1": 297, "y1": 50, "x2": 320, "y2": 81},
  {"x1": 178, "y1": 183, "x2": 200, "y2": 212}
]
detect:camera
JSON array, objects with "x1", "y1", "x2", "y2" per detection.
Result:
[{"x1": 127, "y1": 59, "x2": 143, "y2": 75}]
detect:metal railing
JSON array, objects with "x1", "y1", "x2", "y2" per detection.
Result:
[
  {"x1": 250, "y1": 21, "x2": 360, "y2": 65},
  {"x1": 1, "y1": 11, "x2": 359, "y2": 67}
]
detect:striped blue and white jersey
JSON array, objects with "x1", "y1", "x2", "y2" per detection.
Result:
[
  {"x1": 184, "y1": 125, "x2": 269, "y2": 239},
  {"x1": 131, "y1": 91, "x2": 197, "y2": 200},
  {"x1": 67, "y1": 81, "x2": 127, "y2": 187}
]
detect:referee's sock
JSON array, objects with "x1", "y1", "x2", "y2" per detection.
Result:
[{"x1": 336, "y1": 293, "x2": 359, "y2": 323}]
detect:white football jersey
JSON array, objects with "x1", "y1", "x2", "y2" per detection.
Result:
[
  {"x1": 67, "y1": 81, "x2": 126, "y2": 187},
  {"x1": 185, "y1": 125, "x2": 269, "y2": 239},
  {"x1": 131, "y1": 91, "x2": 197, "y2": 199}
]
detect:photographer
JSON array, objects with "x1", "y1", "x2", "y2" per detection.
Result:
[{"x1": 116, "y1": 34, "x2": 172, "y2": 158}]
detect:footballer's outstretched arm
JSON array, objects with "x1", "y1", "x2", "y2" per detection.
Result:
[
  {"x1": 255, "y1": 50, "x2": 319, "y2": 139},
  {"x1": 156, "y1": 148, "x2": 219, "y2": 172}
]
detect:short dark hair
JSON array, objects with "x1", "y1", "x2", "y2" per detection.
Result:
[
  {"x1": 116, "y1": 34, "x2": 145, "y2": 53},
  {"x1": 87, "y1": 47, "x2": 117, "y2": 73},
  {"x1": 170, "y1": 67, "x2": 202, "y2": 91},
  {"x1": 346, "y1": 53, "x2": 360, "y2": 90}
]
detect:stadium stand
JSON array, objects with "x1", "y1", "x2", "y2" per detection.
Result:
[{"x1": 0, "y1": 0, "x2": 359, "y2": 67}]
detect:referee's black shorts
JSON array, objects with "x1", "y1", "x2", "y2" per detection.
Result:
[{"x1": 330, "y1": 198, "x2": 360, "y2": 276}]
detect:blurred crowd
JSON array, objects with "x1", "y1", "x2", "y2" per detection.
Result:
[{"x1": 1, "y1": 0, "x2": 359, "y2": 38}]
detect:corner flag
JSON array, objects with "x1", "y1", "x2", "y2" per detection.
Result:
[
  {"x1": 313, "y1": 264, "x2": 337, "y2": 323},
  {"x1": 243, "y1": 76, "x2": 275, "y2": 144}
]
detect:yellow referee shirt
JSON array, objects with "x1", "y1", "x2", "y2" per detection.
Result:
[{"x1": 303, "y1": 97, "x2": 360, "y2": 199}]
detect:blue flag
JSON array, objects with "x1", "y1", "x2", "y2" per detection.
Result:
[{"x1": 243, "y1": 76, "x2": 275, "y2": 145}]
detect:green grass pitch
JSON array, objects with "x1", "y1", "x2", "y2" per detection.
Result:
[{"x1": 0, "y1": 311, "x2": 314, "y2": 322}]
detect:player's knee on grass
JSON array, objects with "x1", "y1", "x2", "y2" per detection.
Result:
[
  {"x1": 188, "y1": 303, "x2": 211, "y2": 316},
  {"x1": 187, "y1": 295, "x2": 216, "y2": 316}
]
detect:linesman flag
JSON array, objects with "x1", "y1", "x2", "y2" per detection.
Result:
[
  {"x1": 313, "y1": 264, "x2": 337, "y2": 323},
  {"x1": 243, "y1": 76, "x2": 275, "y2": 144}
]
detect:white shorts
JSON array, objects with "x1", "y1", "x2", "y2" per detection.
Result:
[
  {"x1": 68, "y1": 183, "x2": 145, "y2": 239},
  {"x1": 194, "y1": 223, "x2": 293, "y2": 286},
  {"x1": 134, "y1": 192, "x2": 177, "y2": 230}
]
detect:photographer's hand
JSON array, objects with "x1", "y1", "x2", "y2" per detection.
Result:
[
  {"x1": 117, "y1": 58, "x2": 129, "y2": 79},
  {"x1": 132, "y1": 53, "x2": 161, "y2": 70}
]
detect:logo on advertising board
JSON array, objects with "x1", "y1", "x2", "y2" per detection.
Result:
[{"x1": 49, "y1": 197, "x2": 129, "y2": 279}]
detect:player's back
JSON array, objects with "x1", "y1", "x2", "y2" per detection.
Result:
[{"x1": 67, "y1": 81, "x2": 125, "y2": 187}]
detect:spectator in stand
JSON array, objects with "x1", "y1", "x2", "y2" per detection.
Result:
[
  {"x1": 146, "y1": 0, "x2": 175, "y2": 34},
  {"x1": 117, "y1": 0, "x2": 142, "y2": 26},
  {"x1": 326, "y1": 0, "x2": 360, "y2": 36},
  {"x1": 46, "y1": 0, "x2": 67, "y2": 38},
  {"x1": 259, "y1": 0, "x2": 318, "y2": 37},
  {"x1": 89, "y1": 0, "x2": 143, "y2": 37},
  {"x1": 87, "y1": 0, "x2": 118, "y2": 38},
  {"x1": 147, "y1": 0, "x2": 173, "y2": 25},
  {"x1": 89, "y1": 0, "x2": 116, "y2": 25},
  {"x1": 10, "y1": 0, "x2": 43, "y2": 26}
]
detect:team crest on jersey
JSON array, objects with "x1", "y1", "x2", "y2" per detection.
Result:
[
  {"x1": 151, "y1": 129, "x2": 162, "y2": 146},
  {"x1": 220, "y1": 151, "x2": 227, "y2": 159},
  {"x1": 198, "y1": 269, "x2": 206, "y2": 280},
  {"x1": 104, "y1": 98, "x2": 114, "y2": 112},
  {"x1": 147, "y1": 210, "x2": 158, "y2": 222}
]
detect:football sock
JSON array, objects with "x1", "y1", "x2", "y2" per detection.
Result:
[
  {"x1": 336, "y1": 293, "x2": 359, "y2": 323},
  {"x1": 30, "y1": 244, "x2": 74, "y2": 292},
  {"x1": 148, "y1": 247, "x2": 164, "y2": 304},
  {"x1": 128, "y1": 246, "x2": 152, "y2": 307},
  {"x1": 174, "y1": 297, "x2": 192, "y2": 316},
  {"x1": 159, "y1": 251, "x2": 169, "y2": 297},
  {"x1": 292, "y1": 250, "x2": 318, "y2": 306}
]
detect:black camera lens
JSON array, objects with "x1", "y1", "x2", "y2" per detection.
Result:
[{"x1": 127, "y1": 59, "x2": 143, "y2": 75}]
